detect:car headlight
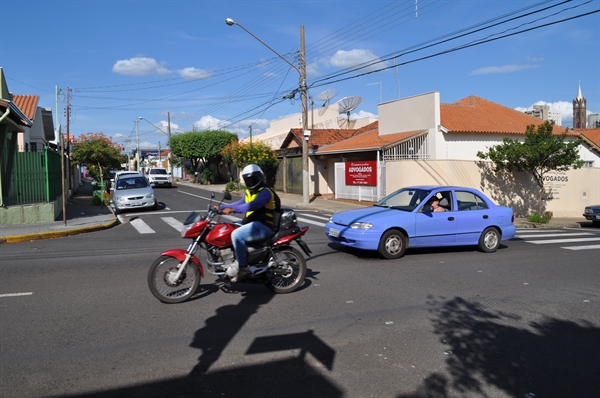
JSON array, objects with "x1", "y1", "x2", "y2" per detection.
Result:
[
  {"x1": 329, "y1": 216, "x2": 334, "y2": 223},
  {"x1": 349, "y1": 222, "x2": 373, "y2": 229},
  {"x1": 116, "y1": 196, "x2": 126, "y2": 202},
  {"x1": 145, "y1": 193, "x2": 155, "y2": 199},
  {"x1": 585, "y1": 208, "x2": 591, "y2": 214}
]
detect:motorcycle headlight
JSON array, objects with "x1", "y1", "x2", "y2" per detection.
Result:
[{"x1": 349, "y1": 222, "x2": 373, "y2": 230}]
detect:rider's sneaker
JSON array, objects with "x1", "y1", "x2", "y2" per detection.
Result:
[{"x1": 231, "y1": 267, "x2": 250, "y2": 283}]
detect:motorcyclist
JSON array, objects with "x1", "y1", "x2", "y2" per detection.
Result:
[{"x1": 218, "y1": 164, "x2": 281, "y2": 282}]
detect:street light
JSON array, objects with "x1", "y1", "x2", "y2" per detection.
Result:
[{"x1": 226, "y1": 18, "x2": 310, "y2": 205}]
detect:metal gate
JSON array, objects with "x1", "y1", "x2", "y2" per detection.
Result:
[
  {"x1": 274, "y1": 157, "x2": 302, "y2": 194},
  {"x1": 334, "y1": 161, "x2": 385, "y2": 202}
]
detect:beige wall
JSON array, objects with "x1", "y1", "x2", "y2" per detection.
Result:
[{"x1": 385, "y1": 159, "x2": 600, "y2": 217}]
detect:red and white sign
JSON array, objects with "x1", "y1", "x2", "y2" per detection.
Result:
[{"x1": 346, "y1": 161, "x2": 377, "y2": 186}]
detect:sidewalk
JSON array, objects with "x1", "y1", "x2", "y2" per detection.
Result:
[
  {"x1": 0, "y1": 179, "x2": 592, "y2": 243},
  {"x1": 0, "y1": 178, "x2": 117, "y2": 244}
]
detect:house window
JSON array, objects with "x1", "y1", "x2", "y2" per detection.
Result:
[
  {"x1": 30, "y1": 143, "x2": 37, "y2": 152},
  {"x1": 583, "y1": 161, "x2": 594, "y2": 168}
]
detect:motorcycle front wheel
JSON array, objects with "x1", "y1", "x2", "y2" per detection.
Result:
[
  {"x1": 266, "y1": 247, "x2": 307, "y2": 294},
  {"x1": 148, "y1": 255, "x2": 200, "y2": 304}
]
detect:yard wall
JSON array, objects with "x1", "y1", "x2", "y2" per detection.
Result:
[{"x1": 385, "y1": 160, "x2": 600, "y2": 217}]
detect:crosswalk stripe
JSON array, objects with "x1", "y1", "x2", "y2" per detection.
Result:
[
  {"x1": 296, "y1": 212, "x2": 330, "y2": 221},
  {"x1": 515, "y1": 232, "x2": 594, "y2": 239},
  {"x1": 130, "y1": 218, "x2": 155, "y2": 234},
  {"x1": 161, "y1": 217, "x2": 184, "y2": 232},
  {"x1": 297, "y1": 217, "x2": 326, "y2": 227},
  {"x1": 562, "y1": 244, "x2": 600, "y2": 250},
  {"x1": 527, "y1": 237, "x2": 600, "y2": 245}
]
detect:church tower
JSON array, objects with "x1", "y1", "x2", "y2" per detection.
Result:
[{"x1": 573, "y1": 83, "x2": 587, "y2": 129}]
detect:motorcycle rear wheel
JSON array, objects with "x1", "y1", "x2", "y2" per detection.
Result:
[
  {"x1": 266, "y1": 247, "x2": 306, "y2": 294},
  {"x1": 148, "y1": 255, "x2": 200, "y2": 304}
]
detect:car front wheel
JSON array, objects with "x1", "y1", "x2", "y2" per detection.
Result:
[
  {"x1": 378, "y1": 229, "x2": 407, "y2": 259},
  {"x1": 478, "y1": 227, "x2": 500, "y2": 253}
]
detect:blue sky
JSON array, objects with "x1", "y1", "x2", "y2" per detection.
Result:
[{"x1": 1, "y1": 0, "x2": 599, "y2": 151}]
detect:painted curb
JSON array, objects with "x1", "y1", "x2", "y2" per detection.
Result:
[{"x1": 0, "y1": 218, "x2": 119, "y2": 244}]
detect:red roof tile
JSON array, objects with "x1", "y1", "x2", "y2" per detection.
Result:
[
  {"x1": 441, "y1": 95, "x2": 576, "y2": 136},
  {"x1": 317, "y1": 127, "x2": 425, "y2": 154},
  {"x1": 12, "y1": 95, "x2": 39, "y2": 120},
  {"x1": 577, "y1": 128, "x2": 600, "y2": 151}
]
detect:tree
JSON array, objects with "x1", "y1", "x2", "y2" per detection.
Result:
[
  {"x1": 71, "y1": 132, "x2": 124, "y2": 185},
  {"x1": 170, "y1": 130, "x2": 238, "y2": 181},
  {"x1": 477, "y1": 121, "x2": 584, "y2": 214},
  {"x1": 221, "y1": 140, "x2": 279, "y2": 186}
]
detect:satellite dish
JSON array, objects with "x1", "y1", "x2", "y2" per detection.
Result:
[
  {"x1": 316, "y1": 88, "x2": 339, "y2": 116},
  {"x1": 336, "y1": 96, "x2": 362, "y2": 126}
]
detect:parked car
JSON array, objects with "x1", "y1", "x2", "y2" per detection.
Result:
[
  {"x1": 583, "y1": 204, "x2": 600, "y2": 227},
  {"x1": 111, "y1": 174, "x2": 157, "y2": 215},
  {"x1": 110, "y1": 171, "x2": 140, "y2": 190},
  {"x1": 146, "y1": 168, "x2": 172, "y2": 187},
  {"x1": 324, "y1": 185, "x2": 516, "y2": 259}
]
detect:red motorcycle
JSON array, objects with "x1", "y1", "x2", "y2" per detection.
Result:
[{"x1": 148, "y1": 191, "x2": 312, "y2": 304}]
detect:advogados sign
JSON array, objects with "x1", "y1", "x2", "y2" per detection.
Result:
[{"x1": 346, "y1": 161, "x2": 377, "y2": 186}]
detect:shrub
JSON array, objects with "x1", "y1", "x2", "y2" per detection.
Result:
[
  {"x1": 527, "y1": 211, "x2": 553, "y2": 223},
  {"x1": 226, "y1": 179, "x2": 245, "y2": 192}
]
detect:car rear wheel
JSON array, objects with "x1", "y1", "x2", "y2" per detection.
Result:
[
  {"x1": 478, "y1": 227, "x2": 500, "y2": 253},
  {"x1": 378, "y1": 229, "x2": 407, "y2": 259}
]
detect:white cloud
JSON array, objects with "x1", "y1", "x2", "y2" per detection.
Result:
[
  {"x1": 354, "y1": 110, "x2": 378, "y2": 119},
  {"x1": 112, "y1": 57, "x2": 171, "y2": 76},
  {"x1": 177, "y1": 67, "x2": 212, "y2": 80},
  {"x1": 308, "y1": 49, "x2": 385, "y2": 76},
  {"x1": 470, "y1": 64, "x2": 540, "y2": 75},
  {"x1": 193, "y1": 115, "x2": 230, "y2": 131},
  {"x1": 329, "y1": 49, "x2": 385, "y2": 72}
]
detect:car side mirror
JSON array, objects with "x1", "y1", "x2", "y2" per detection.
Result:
[{"x1": 422, "y1": 205, "x2": 433, "y2": 213}]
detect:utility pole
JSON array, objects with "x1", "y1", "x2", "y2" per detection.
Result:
[
  {"x1": 123, "y1": 138, "x2": 131, "y2": 170},
  {"x1": 158, "y1": 142, "x2": 161, "y2": 166},
  {"x1": 249, "y1": 125, "x2": 252, "y2": 144},
  {"x1": 66, "y1": 87, "x2": 71, "y2": 197},
  {"x1": 167, "y1": 112, "x2": 173, "y2": 177},
  {"x1": 135, "y1": 117, "x2": 141, "y2": 172},
  {"x1": 300, "y1": 25, "x2": 309, "y2": 205}
]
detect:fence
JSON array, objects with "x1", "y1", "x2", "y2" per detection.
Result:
[
  {"x1": 334, "y1": 161, "x2": 386, "y2": 202},
  {"x1": 1, "y1": 146, "x2": 63, "y2": 206}
]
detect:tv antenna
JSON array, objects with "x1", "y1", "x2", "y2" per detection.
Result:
[
  {"x1": 316, "y1": 88, "x2": 339, "y2": 116},
  {"x1": 336, "y1": 96, "x2": 362, "y2": 126}
]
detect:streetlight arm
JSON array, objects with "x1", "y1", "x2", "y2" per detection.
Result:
[
  {"x1": 226, "y1": 18, "x2": 301, "y2": 75},
  {"x1": 140, "y1": 117, "x2": 168, "y2": 136}
]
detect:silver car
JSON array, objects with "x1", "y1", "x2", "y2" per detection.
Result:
[
  {"x1": 112, "y1": 174, "x2": 157, "y2": 214},
  {"x1": 583, "y1": 204, "x2": 600, "y2": 227}
]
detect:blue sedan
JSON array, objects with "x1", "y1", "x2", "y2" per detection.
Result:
[{"x1": 325, "y1": 186, "x2": 516, "y2": 259}]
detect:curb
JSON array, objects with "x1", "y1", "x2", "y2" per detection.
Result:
[
  {"x1": 514, "y1": 222, "x2": 582, "y2": 229},
  {"x1": 0, "y1": 218, "x2": 119, "y2": 244}
]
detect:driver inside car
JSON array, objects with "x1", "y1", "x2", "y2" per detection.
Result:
[{"x1": 217, "y1": 164, "x2": 281, "y2": 282}]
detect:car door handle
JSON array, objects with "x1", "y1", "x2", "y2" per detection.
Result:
[
  {"x1": 483, "y1": 215, "x2": 489, "y2": 219},
  {"x1": 448, "y1": 217, "x2": 455, "y2": 221}
]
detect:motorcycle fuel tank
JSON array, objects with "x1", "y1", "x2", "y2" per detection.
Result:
[{"x1": 205, "y1": 222, "x2": 237, "y2": 247}]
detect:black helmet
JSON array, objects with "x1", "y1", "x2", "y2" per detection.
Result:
[{"x1": 242, "y1": 164, "x2": 264, "y2": 190}]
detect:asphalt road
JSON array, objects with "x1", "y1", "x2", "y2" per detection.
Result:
[{"x1": 1, "y1": 185, "x2": 599, "y2": 398}]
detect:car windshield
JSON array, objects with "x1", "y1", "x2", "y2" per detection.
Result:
[
  {"x1": 150, "y1": 169, "x2": 167, "y2": 175},
  {"x1": 375, "y1": 188, "x2": 431, "y2": 212},
  {"x1": 116, "y1": 176, "x2": 149, "y2": 190}
]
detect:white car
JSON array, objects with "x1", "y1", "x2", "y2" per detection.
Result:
[{"x1": 147, "y1": 168, "x2": 172, "y2": 187}]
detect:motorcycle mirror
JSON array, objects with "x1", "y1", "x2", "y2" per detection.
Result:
[
  {"x1": 223, "y1": 191, "x2": 232, "y2": 201},
  {"x1": 211, "y1": 192, "x2": 215, "y2": 199}
]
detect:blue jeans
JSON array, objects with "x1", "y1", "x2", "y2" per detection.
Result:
[{"x1": 231, "y1": 221, "x2": 274, "y2": 267}]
